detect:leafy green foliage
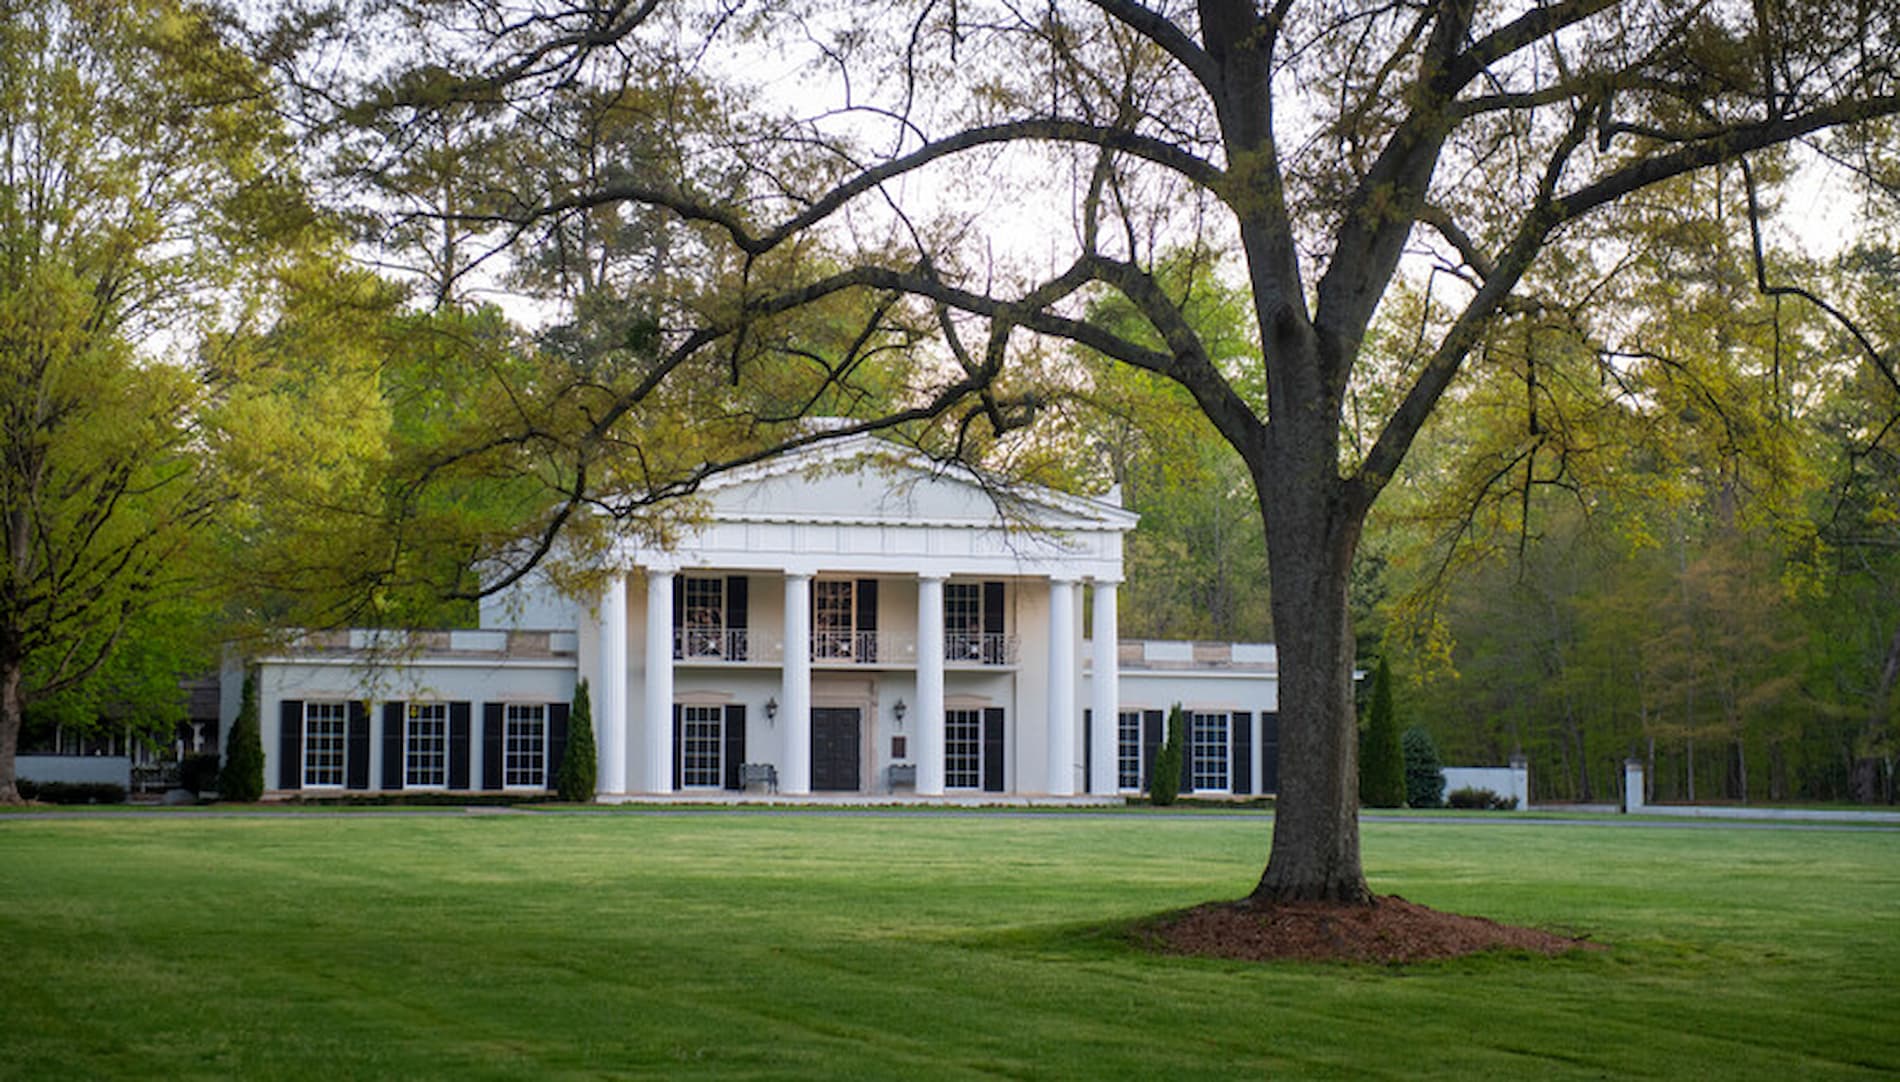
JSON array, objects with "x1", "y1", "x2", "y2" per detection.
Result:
[
  {"x1": 1402, "y1": 727, "x2": 1445, "y2": 810},
  {"x1": 1071, "y1": 250, "x2": 1271, "y2": 642},
  {"x1": 1149, "y1": 705, "x2": 1186, "y2": 806},
  {"x1": 1446, "y1": 787, "x2": 1517, "y2": 811},
  {"x1": 0, "y1": 0, "x2": 316, "y2": 800},
  {"x1": 1359, "y1": 659, "x2": 1406, "y2": 808},
  {"x1": 14, "y1": 781, "x2": 126, "y2": 805},
  {"x1": 219, "y1": 670, "x2": 265, "y2": 803},
  {"x1": 556, "y1": 680, "x2": 597, "y2": 803}
]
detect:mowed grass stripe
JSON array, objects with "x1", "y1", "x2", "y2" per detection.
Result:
[{"x1": 1, "y1": 814, "x2": 1894, "y2": 1080}]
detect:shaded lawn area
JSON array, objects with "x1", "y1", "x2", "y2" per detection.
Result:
[{"x1": 1, "y1": 812, "x2": 1895, "y2": 1080}]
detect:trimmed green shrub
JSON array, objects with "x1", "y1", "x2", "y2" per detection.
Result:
[
  {"x1": 219, "y1": 667, "x2": 265, "y2": 802},
  {"x1": 1150, "y1": 704, "x2": 1186, "y2": 806},
  {"x1": 178, "y1": 753, "x2": 221, "y2": 795},
  {"x1": 18, "y1": 780, "x2": 127, "y2": 804},
  {"x1": 1446, "y1": 786, "x2": 1518, "y2": 810},
  {"x1": 556, "y1": 679, "x2": 598, "y2": 803},
  {"x1": 1402, "y1": 726, "x2": 1445, "y2": 809},
  {"x1": 1358, "y1": 657, "x2": 1405, "y2": 808}
]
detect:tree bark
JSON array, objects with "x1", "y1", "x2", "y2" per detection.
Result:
[
  {"x1": 1248, "y1": 449, "x2": 1372, "y2": 904},
  {"x1": 0, "y1": 654, "x2": 23, "y2": 804}
]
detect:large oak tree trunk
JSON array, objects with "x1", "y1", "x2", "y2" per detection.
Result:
[{"x1": 1247, "y1": 451, "x2": 1372, "y2": 904}]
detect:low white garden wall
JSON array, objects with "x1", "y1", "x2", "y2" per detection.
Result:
[
  {"x1": 1441, "y1": 760, "x2": 1529, "y2": 808},
  {"x1": 17, "y1": 755, "x2": 132, "y2": 786}
]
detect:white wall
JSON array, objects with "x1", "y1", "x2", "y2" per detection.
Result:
[
  {"x1": 257, "y1": 657, "x2": 578, "y2": 793},
  {"x1": 1441, "y1": 764, "x2": 1529, "y2": 808},
  {"x1": 16, "y1": 756, "x2": 132, "y2": 786}
]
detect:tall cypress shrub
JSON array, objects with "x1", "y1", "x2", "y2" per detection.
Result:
[
  {"x1": 219, "y1": 667, "x2": 265, "y2": 802},
  {"x1": 1359, "y1": 658, "x2": 1406, "y2": 807},
  {"x1": 1150, "y1": 703, "x2": 1186, "y2": 806},
  {"x1": 556, "y1": 679, "x2": 597, "y2": 803},
  {"x1": 1402, "y1": 725, "x2": 1445, "y2": 809}
]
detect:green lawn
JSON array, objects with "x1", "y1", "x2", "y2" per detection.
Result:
[{"x1": 2, "y1": 811, "x2": 1894, "y2": 1080}]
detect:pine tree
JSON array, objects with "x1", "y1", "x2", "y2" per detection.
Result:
[
  {"x1": 219, "y1": 668, "x2": 265, "y2": 802},
  {"x1": 1359, "y1": 658, "x2": 1406, "y2": 807},
  {"x1": 1150, "y1": 703, "x2": 1186, "y2": 806},
  {"x1": 556, "y1": 679, "x2": 598, "y2": 803},
  {"x1": 1402, "y1": 726, "x2": 1445, "y2": 810}
]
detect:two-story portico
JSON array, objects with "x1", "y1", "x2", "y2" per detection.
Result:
[{"x1": 566, "y1": 434, "x2": 1138, "y2": 798}]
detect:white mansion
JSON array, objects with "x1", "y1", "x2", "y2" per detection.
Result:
[{"x1": 235, "y1": 434, "x2": 1281, "y2": 800}]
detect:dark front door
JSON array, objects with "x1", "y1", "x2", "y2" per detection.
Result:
[{"x1": 811, "y1": 708, "x2": 861, "y2": 791}]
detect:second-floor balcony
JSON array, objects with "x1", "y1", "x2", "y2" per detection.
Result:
[
  {"x1": 675, "y1": 628, "x2": 753, "y2": 662},
  {"x1": 945, "y1": 631, "x2": 1018, "y2": 666},
  {"x1": 673, "y1": 626, "x2": 1021, "y2": 667}
]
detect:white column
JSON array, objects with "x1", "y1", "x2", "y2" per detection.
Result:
[
  {"x1": 915, "y1": 574, "x2": 946, "y2": 796},
  {"x1": 598, "y1": 572, "x2": 628, "y2": 796},
  {"x1": 643, "y1": 568, "x2": 675, "y2": 793},
  {"x1": 1046, "y1": 577, "x2": 1077, "y2": 795},
  {"x1": 781, "y1": 573, "x2": 812, "y2": 795},
  {"x1": 1089, "y1": 580, "x2": 1120, "y2": 795}
]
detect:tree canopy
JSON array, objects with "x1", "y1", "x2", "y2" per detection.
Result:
[
  {"x1": 0, "y1": 0, "x2": 318, "y2": 800},
  {"x1": 259, "y1": 0, "x2": 1900, "y2": 899}
]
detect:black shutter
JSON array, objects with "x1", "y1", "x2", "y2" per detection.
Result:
[
  {"x1": 1179, "y1": 710, "x2": 1194, "y2": 794},
  {"x1": 982, "y1": 582, "x2": 1004, "y2": 634},
  {"x1": 278, "y1": 700, "x2": 303, "y2": 790},
  {"x1": 671, "y1": 704, "x2": 682, "y2": 791},
  {"x1": 448, "y1": 702, "x2": 471, "y2": 789},
  {"x1": 482, "y1": 704, "x2": 504, "y2": 790},
  {"x1": 672, "y1": 575, "x2": 685, "y2": 630},
  {"x1": 1082, "y1": 709, "x2": 1092, "y2": 792},
  {"x1": 346, "y1": 702, "x2": 370, "y2": 790},
  {"x1": 726, "y1": 576, "x2": 748, "y2": 660},
  {"x1": 723, "y1": 704, "x2": 746, "y2": 790},
  {"x1": 548, "y1": 702, "x2": 570, "y2": 789},
  {"x1": 1260, "y1": 712, "x2": 1280, "y2": 794},
  {"x1": 381, "y1": 702, "x2": 404, "y2": 790},
  {"x1": 982, "y1": 707, "x2": 1005, "y2": 793},
  {"x1": 1141, "y1": 710, "x2": 1162, "y2": 793},
  {"x1": 856, "y1": 579, "x2": 878, "y2": 661},
  {"x1": 982, "y1": 581, "x2": 1005, "y2": 663},
  {"x1": 1233, "y1": 712, "x2": 1253, "y2": 795}
]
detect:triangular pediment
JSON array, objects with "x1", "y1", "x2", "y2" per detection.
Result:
[{"x1": 698, "y1": 434, "x2": 1136, "y2": 532}]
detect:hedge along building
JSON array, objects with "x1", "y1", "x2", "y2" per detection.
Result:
[{"x1": 236, "y1": 434, "x2": 1283, "y2": 800}]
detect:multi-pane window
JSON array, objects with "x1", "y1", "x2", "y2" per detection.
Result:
[
  {"x1": 405, "y1": 703, "x2": 448, "y2": 788},
  {"x1": 945, "y1": 583, "x2": 984, "y2": 660},
  {"x1": 681, "y1": 577, "x2": 725, "y2": 658},
  {"x1": 504, "y1": 704, "x2": 547, "y2": 788},
  {"x1": 681, "y1": 705, "x2": 724, "y2": 788},
  {"x1": 1117, "y1": 711, "x2": 1142, "y2": 790},
  {"x1": 944, "y1": 709, "x2": 982, "y2": 789},
  {"x1": 812, "y1": 579, "x2": 857, "y2": 659},
  {"x1": 1190, "y1": 712, "x2": 1230, "y2": 792},
  {"x1": 302, "y1": 701, "x2": 348, "y2": 787}
]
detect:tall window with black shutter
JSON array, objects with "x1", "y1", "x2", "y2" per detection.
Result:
[
  {"x1": 945, "y1": 583, "x2": 982, "y2": 660},
  {"x1": 1117, "y1": 710, "x2": 1142, "y2": 790},
  {"x1": 680, "y1": 705, "x2": 723, "y2": 787},
  {"x1": 1189, "y1": 711, "x2": 1230, "y2": 792},
  {"x1": 302, "y1": 701, "x2": 348, "y2": 787},
  {"x1": 680, "y1": 577, "x2": 724, "y2": 658},
  {"x1": 945, "y1": 709, "x2": 981, "y2": 789},
  {"x1": 406, "y1": 703, "x2": 448, "y2": 788},
  {"x1": 503, "y1": 704, "x2": 547, "y2": 788}
]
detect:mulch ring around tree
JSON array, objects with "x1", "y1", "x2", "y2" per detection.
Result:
[{"x1": 1137, "y1": 895, "x2": 1604, "y2": 964}]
